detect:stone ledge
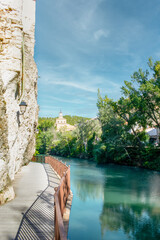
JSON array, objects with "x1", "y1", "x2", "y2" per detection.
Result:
[
  {"x1": 63, "y1": 191, "x2": 73, "y2": 235},
  {"x1": 0, "y1": 185, "x2": 15, "y2": 205}
]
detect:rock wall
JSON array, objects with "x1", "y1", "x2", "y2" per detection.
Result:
[{"x1": 0, "y1": 0, "x2": 38, "y2": 204}]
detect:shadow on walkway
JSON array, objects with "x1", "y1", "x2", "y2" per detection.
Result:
[{"x1": 15, "y1": 164, "x2": 60, "y2": 240}]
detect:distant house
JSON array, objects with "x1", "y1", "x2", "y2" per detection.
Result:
[
  {"x1": 55, "y1": 111, "x2": 76, "y2": 131},
  {"x1": 129, "y1": 124, "x2": 159, "y2": 145},
  {"x1": 146, "y1": 127, "x2": 159, "y2": 145}
]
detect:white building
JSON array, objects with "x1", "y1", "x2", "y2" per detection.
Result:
[
  {"x1": 55, "y1": 111, "x2": 76, "y2": 131},
  {"x1": 146, "y1": 127, "x2": 159, "y2": 145}
]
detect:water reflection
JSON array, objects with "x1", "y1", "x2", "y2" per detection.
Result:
[
  {"x1": 59, "y1": 157, "x2": 160, "y2": 240},
  {"x1": 100, "y1": 203, "x2": 160, "y2": 240},
  {"x1": 73, "y1": 180, "x2": 104, "y2": 201},
  {"x1": 100, "y1": 166, "x2": 160, "y2": 239},
  {"x1": 69, "y1": 159, "x2": 104, "y2": 201}
]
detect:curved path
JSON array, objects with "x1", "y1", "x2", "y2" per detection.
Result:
[{"x1": 0, "y1": 162, "x2": 60, "y2": 240}]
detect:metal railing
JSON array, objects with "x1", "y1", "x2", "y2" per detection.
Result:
[
  {"x1": 45, "y1": 156, "x2": 70, "y2": 240},
  {"x1": 54, "y1": 168, "x2": 70, "y2": 240},
  {"x1": 32, "y1": 155, "x2": 71, "y2": 239},
  {"x1": 45, "y1": 156, "x2": 68, "y2": 178},
  {"x1": 32, "y1": 154, "x2": 45, "y2": 163}
]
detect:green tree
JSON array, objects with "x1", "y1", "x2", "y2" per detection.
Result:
[
  {"x1": 120, "y1": 59, "x2": 160, "y2": 143},
  {"x1": 36, "y1": 131, "x2": 53, "y2": 154},
  {"x1": 96, "y1": 90, "x2": 128, "y2": 163},
  {"x1": 38, "y1": 118, "x2": 55, "y2": 132},
  {"x1": 75, "y1": 118, "x2": 101, "y2": 158}
]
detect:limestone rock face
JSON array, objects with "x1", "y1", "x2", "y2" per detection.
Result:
[{"x1": 0, "y1": 0, "x2": 38, "y2": 204}]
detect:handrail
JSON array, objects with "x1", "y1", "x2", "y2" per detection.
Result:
[
  {"x1": 55, "y1": 193, "x2": 67, "y2": 240},
  {"x1": 45, "y1": 156, "x2": 70, "y2": 240},
  {"x1": 45, "y1": 156, "x2": 68, "y2": 178}
]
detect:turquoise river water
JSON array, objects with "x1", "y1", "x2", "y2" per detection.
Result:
[{"x1": 57, "y1": 157, "x2": 160, "y2": 240}]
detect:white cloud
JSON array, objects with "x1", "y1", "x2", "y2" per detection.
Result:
[
  {"x1": 45, "y1": 95, "x2": 84, "y2": 104},
  {"x1": 46, "y1": 63, "x2": 70, "y2": 71},
  {"x1": 39, "y1": 68, "x2": 121, "y2": 95},
  {"x1": 38, "y1": 105, "x2": 60, "y2": 117},
  {"x1": 36, "y1": 0, "x2": 160, "y2": 118},
  {"x1": 154, "y1": 51, "x2": 160, "y2": 58},
  {"x1": 47, "y1": 80, "x2": 97, "y2": 93},
  {"x1": 73, "y1": 0, "x2": 104, "y2": 31},
  {"x1": 94, "y1": 29, "x2": 109, "y2": 41}
]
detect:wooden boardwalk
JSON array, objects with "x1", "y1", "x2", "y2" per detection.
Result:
[{"x1": 0, "y1": 162, "x2": 60, "y2": 240}]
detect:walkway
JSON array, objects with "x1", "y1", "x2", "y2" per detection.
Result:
[{"x1": 0, "y1": 162, "x2": 60, "y2": 240}]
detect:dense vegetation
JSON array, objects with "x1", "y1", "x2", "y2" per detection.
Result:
[
  {"x1": 35, "y1": 115, "x2": 91, "y2": 155},
  {"x1": 36, "y1": 59, "x2": 160, "y2": 170}
]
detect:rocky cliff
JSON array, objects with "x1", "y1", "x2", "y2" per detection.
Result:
[{"x1": 0, "y1": 0, "x2": 38, "y2": 204}]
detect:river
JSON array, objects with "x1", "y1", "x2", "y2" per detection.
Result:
[{"x1": 57, "y1": 157, "x2": 160, "y2": 240}]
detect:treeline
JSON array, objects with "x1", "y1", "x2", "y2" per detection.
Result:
[
  {"x1": 36, "y1": 115, "x2": 91, "y2": 155},
  {"x1": 38, "y1": 115, "x2": 90, "y2": 130},
  {"x1": 49, "y1": 118, "x2": 102, "y2": 159},
  {"x1": 36, "y1": 59, "x2": 160, "y2": 170},
  {"x1": 63, "y1": 115, "x2": 90, "y2": 125}
]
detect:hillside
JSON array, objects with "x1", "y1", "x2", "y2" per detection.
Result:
[{"x1": 38, "y1": 115, "x2": 91, "y2": 129}]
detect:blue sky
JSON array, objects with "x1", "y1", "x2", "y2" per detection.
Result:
[{"x1": 34, "y1": 0, "x2": 160, "y2": 118}]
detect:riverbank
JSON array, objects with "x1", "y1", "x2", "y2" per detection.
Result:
[{"x1": 50, "y1": 147, "x2": 160, "y2": 172}]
